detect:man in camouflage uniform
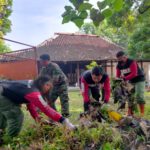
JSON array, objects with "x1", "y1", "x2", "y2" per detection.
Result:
[{"x1": 39, "y1": 54, "x2": 70, "y2": 117}]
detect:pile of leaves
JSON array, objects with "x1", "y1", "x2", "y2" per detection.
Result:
[
  {"x1": 2, "y1": 121, "x2": 123, "y2": 150},
  {"x1": 78, "y1": 102, "x2": 150, "y2": 150},
  {"x1": 2, "y1": 101, "x2": 150, "y2": 150}
]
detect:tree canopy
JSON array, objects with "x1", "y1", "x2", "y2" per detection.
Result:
[
  {"x1": 62, "y1": 0, "x2": 150, "y2": 28},
  {"x1": 62, "y1": 0, "x2": 150, "y2": 59},
  {"x1": 80, "y1": 22, "x2": 129, "y2": 47},
  {"x1": 0, "y1": 0, "x2": 13, "y2": 53},
  {"x1": 128, "y1": 12, "x2": 150, "y2": 59}
]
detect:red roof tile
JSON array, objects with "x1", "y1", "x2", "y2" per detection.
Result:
[
  {"x1": 37, "y1": 33, "x2": 123, "y2": 61},
  {"x1": 2, "y1": 33, "x2": 124, "y2": 62}
]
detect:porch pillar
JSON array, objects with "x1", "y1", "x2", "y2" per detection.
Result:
[
  {"x1": 110, "y1": 60, "x2": 113, "y2": 78},
  {"x1": 77, "y1": 62, "x2": 80, "y2": 86}
]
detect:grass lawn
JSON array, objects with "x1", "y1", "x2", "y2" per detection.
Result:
[
  {"x1": 68, "y1": 90, "x2": 150, "y2": 121},
  {"x1": 21, "y1": 90, "x2": 150, "y2": 131},
  {"x1": 144, "y1": 92, "x2": 150, "y2": 119}
]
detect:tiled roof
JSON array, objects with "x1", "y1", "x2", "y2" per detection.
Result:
[
  {"x1": 3, "y1": 33, "x2": 124, "y2": 62},
  {"x1": 36, "y1": 33, "x2": 123, "y2": 61}
]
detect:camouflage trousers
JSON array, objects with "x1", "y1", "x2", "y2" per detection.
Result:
[
  {"x1": 47, "y1": 81, "x2": 69, "y2": 117},
  {"x1": 112, "y1": 80, "x2": 145, "y2": 111},
  {"x1": 129, "y1": 81, "x2": 145, "y2": 108},
  {"x1": 0, "y1": 93, "x2": 24, "y2": 138}
]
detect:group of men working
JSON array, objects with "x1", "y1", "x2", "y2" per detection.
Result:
[
  {"x1": 81, "y1": 50, "x2": 145, "y2": 116},
  {"x1": 0, "y1": 50, "x2": 146, "y2": 144}
]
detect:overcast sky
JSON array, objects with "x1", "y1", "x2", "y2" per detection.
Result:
[{"x1": 5, "y1": 0, "x2": 97, "y2": 50}]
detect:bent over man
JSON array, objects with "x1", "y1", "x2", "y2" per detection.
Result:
[
  {"x1": 0, "y1": 76, "x2": 75, "y2": 145},
  {"x1": 39, "y1": 54, "x2": 70, "y2": 117},
  {"x1": 80, "y1": 66, "x2": 110, "y2": 112}
]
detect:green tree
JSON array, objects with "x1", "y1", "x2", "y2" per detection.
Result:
[
  {"x1": 0, "y1": 0, "x2": 12, "y2": 53},
  {"x1": 0, "y1": 0, "x2": 12, "y2": 35},
  {"x1": 62, "y1": 0, "x2": 150, "y2": 28},
  {"x1": 80, "y1": 21, "x2": 129, "y2": 47},
  {"x1": 80, "y1": 22, "x2": 96, "y2": 34},
  {"x1": 128, "y1": 11, "x2": 150, "y2": 59},
  {"x1": 0, "y1": 39, "x2": 11, "y2": 53},
  {"x1": 86, "y1": 61, "x2": 98, "y2": 70},
  {"x1": 67, "y1": 0, "x2": 150, "y2": 59}
]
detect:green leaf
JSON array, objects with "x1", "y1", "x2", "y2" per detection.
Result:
[
  {"x1": 90, "y1": 9, "x2": 104, "y2": 27},
  {"x1": 79, "y1": 11, "x2": 88, "y2": 19},
  {"x1": 102, "y1": 9, "x2": 112, "y2": 18},
  {"x1": 97, "y1": 1, "x2": 107, "y2": 10},
  {"x1": 69, "y1": 0, "x2": 77, "y2": 6},
  {"x1": 78, "y1": 3, "x2": 92, "y2": 12},
  {"x1": 61, "y1": 11, "x2": 68, "y2": 17},
  {"x1": 106, "y1": 0, "x2": 115, "y2": 3},
  {"x1": 62, "y1": 9, "x2": 78, "y2": 24},
  {"x1": 90, "y1": 8, "x2": 99, "y2": 20},
  {"x1": 62, "y1": 15, "x2": 71, "y2": 24},
  {"x1": 113, "y1": 0, "x2": 123, "y2": 11},
  {"x1": 103, "y1": 142, "x2": 111, "y2": 150},
  {"x1": 72, "y1": 18, "x2": 84, "y2": 28},
  {"x1": 64, "y1": 6, "x2": 73, "y2": 11},
  {"x1": 69, "y1": 0, "x2": 84, "y2": 9}
]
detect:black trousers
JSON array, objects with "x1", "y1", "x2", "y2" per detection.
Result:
[{"x1": 90, "y1": 86, "x2": 100, "y2": 101}]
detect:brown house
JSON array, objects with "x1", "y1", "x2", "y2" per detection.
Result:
[
  {"x1": 0, "y1": 33, "x2": 149, "y2": 85},
  {"x1": 36, "y1": 33, "x2": 124, "y2": 85}
]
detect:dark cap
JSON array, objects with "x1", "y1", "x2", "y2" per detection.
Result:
[
  {"x1": 40, "y1": 54, "x2": 50, "y2": 61},
  {"x1": 92, "y1": 66, "x2": 104, "y2": 76},
  {"x1": 116, "y1": 51, "x2": 126, "y2": 58}
]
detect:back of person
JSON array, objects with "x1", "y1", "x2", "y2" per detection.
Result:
[
  {"x1": 40, "y1": 62, "x2": 67, "y2": 85},
  {"x1": 1, "y1": 80, "x2": 37, "y2": 104},
  {"x1": 0, "y1": 77, "x2": 75, "y2": 144}
]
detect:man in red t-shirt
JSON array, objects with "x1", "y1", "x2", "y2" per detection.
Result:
[
  {"x1": 80, "y1": 66, "x2": 110, "y2": 112},
  {"x1": 116, "y1": 51, "x2": 145, "y2": 116}
]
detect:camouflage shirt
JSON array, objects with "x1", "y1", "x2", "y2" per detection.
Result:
[{"x1": 40, "y1": 62, "x2": 67, "y2": 85}]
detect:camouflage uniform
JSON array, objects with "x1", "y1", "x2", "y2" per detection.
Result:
[
  {"x1": 40, "y1": 62, "x2": 69, "y2": 116},
  {"x1": 112, "y1": 79, "x2": 137, "y2": 111}
]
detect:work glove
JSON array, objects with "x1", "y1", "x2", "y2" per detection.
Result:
[
  {"x1": 84, "y1": 102, "x2": 90, "y2": 112},
  {"x1": 63, "y1": 118, "x2": 77, "y2": 130}
]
